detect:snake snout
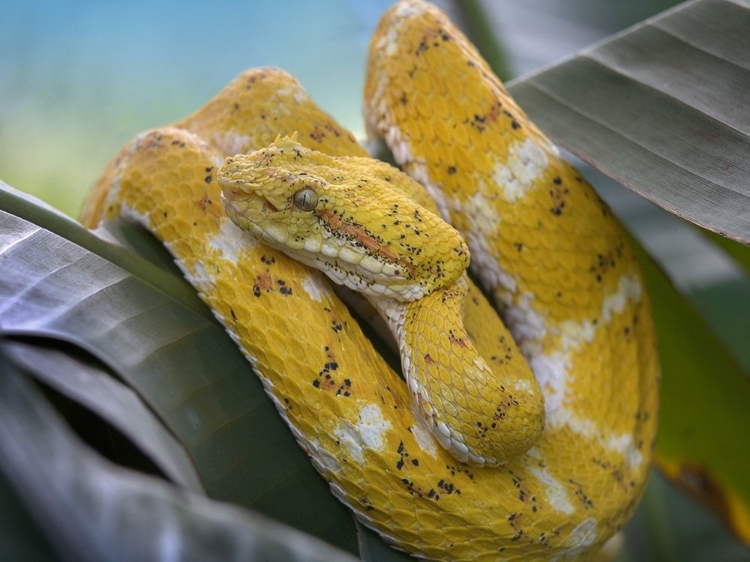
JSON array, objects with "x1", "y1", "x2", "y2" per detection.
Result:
[{"x1": 218, "y1": 157, "x2": 279, "y2": 216}]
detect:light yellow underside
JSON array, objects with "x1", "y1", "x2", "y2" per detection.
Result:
[{"x1": 80, "y1": 1, "x2": 659, "y2": 560}]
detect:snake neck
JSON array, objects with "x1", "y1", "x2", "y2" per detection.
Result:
[{"x1": 371, "y1": 275, "x2": 545, "y2": 467}]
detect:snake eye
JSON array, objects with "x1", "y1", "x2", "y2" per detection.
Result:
[{"x1": 293, "y1": 187, "x2": 318, "y2": 211}]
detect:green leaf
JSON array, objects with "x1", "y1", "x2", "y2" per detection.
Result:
[
  {"x1": 95, "y1": 220, "x2": 188, "y2": 278},
  {"x1": 689, "y1": 277, "x2": 750, "y2": 373},
  {"x1": 0, "y1": 181, "x2": 210, "y2": 319},
  {"x1": 0, "y1": 345, "x2": 358, "y2": 562},
  {"x1": 3, "y1": 339, "x2": 203, "y2": 493},
  {"x1": 702, "y1": 228, "x2": 750, "y2": 275},
  {"x1": 452, "y1": 0, "x2": 513, "y2": 81},
  {"x1": 621, "y1": 471, "x2": 750, "y2": 561},
  {"x1": 0, "y1": 183, "x2": 360, "y2": 555},
  {"x1": 508, "y1": 0, "x2": 750, "y2": 245},
  {"x1": 633, "y1": 240, "x2": 750, "y2": 545}
]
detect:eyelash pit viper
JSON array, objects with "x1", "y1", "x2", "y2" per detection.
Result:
[{"x1": 80, "y1": 0, "x2": 659, "y2": 559}]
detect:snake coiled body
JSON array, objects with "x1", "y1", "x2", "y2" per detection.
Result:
[
  {"x1": 220, "y1": 138, "x2": 546, "y2": 467},
  {"x1": 81, "y1": 1, "x2": 659, "y2": 560}
]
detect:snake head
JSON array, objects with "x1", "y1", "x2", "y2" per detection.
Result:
[
  {"x1": 219, "y1": 136, "x2": 470, "y2": 301},
  {"x1": 219, "y1": 142, "x2": 326, "y2": 250}
]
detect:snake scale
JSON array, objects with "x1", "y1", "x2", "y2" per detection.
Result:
[{"x1": 81, "y1": 1, "x2": 659, "y2": 560}]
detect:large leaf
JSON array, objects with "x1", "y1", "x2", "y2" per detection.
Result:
[
  {"x1": 621, "y1": 470, "x2": 750, "y2": 562},
  {"x1": 0, "y1": 469, "x2": 59, "y2": 562},
  {"x1": 633, "y1": 241, "x2": 750, "y2": 545},
  {"x1": 507, "y1": 0, "x2": 750, "y2": 245},
  {"x1": 702, "y1": 229, "x2": 750, "y2": 276},
  {"x1": 3, "y1": 339, "x2": 203, "y2": 493},
  {"x1": 0, "y1": 181, "x2": 208, "y2": 317},
  {"x1": 689, "y1": 276, "x2": 750, "y2": 373},
  {"x1": 0, "y1": 183, "x2": 360, "y2": 554},
  {"x1": 0, "y1": 343, "x2": 358, "y2": 562}
]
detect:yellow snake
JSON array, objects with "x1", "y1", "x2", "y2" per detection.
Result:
[{"x1": 80, "y1": 1, "x2": 659, "y2": 559}]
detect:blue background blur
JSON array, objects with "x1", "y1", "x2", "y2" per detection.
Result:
[
  {"x1": 0, "y1": 0, "x2": 680, "y2": 217},
  {"x1": 0, "y1": 0, "x2": 392, "y2": 214}
]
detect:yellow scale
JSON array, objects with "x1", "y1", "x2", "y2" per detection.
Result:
[{"x1": 81, "y1": 1, "x2": 659, "y2": 559}]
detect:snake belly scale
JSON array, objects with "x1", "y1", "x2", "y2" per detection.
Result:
[{"x1": 81, "y1": 1, "x2": 659, "y2": 560}]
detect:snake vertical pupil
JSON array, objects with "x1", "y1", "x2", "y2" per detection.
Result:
[{"x1": 293, "y1": 187, "x2": 318, "y2": 211}]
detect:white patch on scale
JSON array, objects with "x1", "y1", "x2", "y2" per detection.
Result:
[
  {"x1": 308, "y1": 439, "x2": 342, "y2": 473},
  {"x1": 301, "y1": 273, "x2": 332, "y2": 302},
  {"x1": 180, "y1": 259, "x2": 216, "y2": 294},
  {"x1": 606, "y1": 433, "x2": 644, "y2": 469},
  {"x1": 372, "y1": 0, "x2": 427, "y2": 57},
  {"x1": 492, "y1": 138, "x2": 549, "y2": 203},
  {"x1": 503, "y1": 291, "x2": 546, "y2": 344},
  {"x1": 528, "y1": 466, "x2": 574, "y2": 515},
  {"x1": 275, "y1": 85, "x2": 309, "y2": 105},
  {"x1": 394, "y1": 0, "x2": 428, "y2": 18},
  {"x1": 118, "y1": 201, "x2": 150, "y2": 228},
  {"x1": 212, "y1": 132, "x2": 252, "y2": 155},
  {"x1": 563, "y1": 518, "x2": 599, "y2": 557},
  {"x1": 333, "y1": 404, "x2": 392, "y2": 465},
  {"x1": 513, "y1": 274, "x2": 643, "y2": 438},
  {"x1": 467, "y1": 230, "x2": 518, "y2": 296},
  {"x1": 208, "y1": 218, "x2": 257, "y2": 263},
  {"x1": 409, "y1": 423, "x2": 438, "y2": 458}
]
